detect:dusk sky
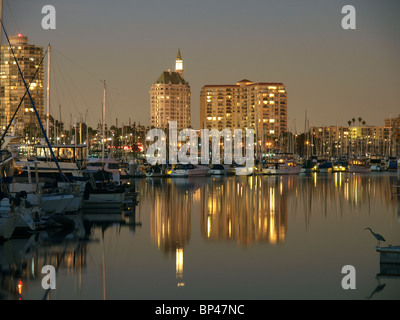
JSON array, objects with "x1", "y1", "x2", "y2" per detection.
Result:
[{"x1": 2, "y1": 0, "x2": 400, "y2": 130}]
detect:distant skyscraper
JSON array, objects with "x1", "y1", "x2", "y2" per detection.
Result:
[
  {"x1": 200, "y1": 80, "x2": 287, "y2": 147},
  {"x1": 150, "y1": 50, "x2": 191, "y2": 130},
  {"x1": 0, "y1": 34, "x2": 44, "y2": 134}
]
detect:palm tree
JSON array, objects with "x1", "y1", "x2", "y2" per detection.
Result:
[
  {"x1": 362, "y1": 120, "x2": 366, "y2": 126},
  {"x1": 352, "y1": 118, "x2": 356, "y2": 126},
  {"x1": 348, "y1": 120, "x2": 352, "y2": 127},
  {"x1": 358, "y1": 117, "x2": 362, "y2": 126}
]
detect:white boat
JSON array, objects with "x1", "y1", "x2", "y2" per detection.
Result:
[
  {"x1": 81, "y1": 171, "x2": 126, "y2": 210},
  {"x1": 0, "y1": 213, "x2": 19, "y2": 240},
  {"x1": 86, "y1": 156, "x2": 127, "y2": 184},
  {"x1": 370, "y1": 159, "x2": 387, "y2": 172},
  {"x1": 348, "y1": 158, "x2": 371, "y2": 173},
  {"x1": 170, "y1": 164, "x2": 210, "y2": 177},
  {"x1": 210, "y1": 164, "x2": 235, "y2": 176},
  {"x1": 0, "y1": 197, "x2": 39, "y2": 237},
  {"x1": 262, "y1": 159, "x2": 301, "y2": 175},
  {"x1": 145, "y1": 165, "x2": 166, "y2": 177},
  {"x1": 9, "y1": 183, "x2": 77, "y2": 215},
  {"x1": 235, "y1": 165, "x2": 254, "y2": 176}
]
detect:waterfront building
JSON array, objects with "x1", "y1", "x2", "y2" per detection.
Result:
[
  {"x1": 309, "y1": 125, "x2": 393, "y2": 157},
  {"x1": 0, "y1": 34, "x2": 44, "y2": 135},
  {"x1": 384, "y1": 114, "x2": 400, "y2": 154},
  {"x1": 200, "y1": 80, "x2": 287, "y2": 152},
  {"x1": 150, "y1": 50, "x2": 191, "y2": 131}
]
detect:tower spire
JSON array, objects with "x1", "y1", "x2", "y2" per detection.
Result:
[{"x1": 175, "y1": 48, "x2": 183, "y2": 77}]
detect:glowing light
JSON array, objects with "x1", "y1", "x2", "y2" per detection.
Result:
[{"x1": 18, "y1": 280, "x2": 23, "y2": 295}]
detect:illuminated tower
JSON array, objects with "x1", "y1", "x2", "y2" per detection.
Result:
[
  {"x1": 175, "y1": 49, "x2": 183, "y2": 77},
  {"x1": 150, "y1": 50, "x2": 191, "y2": 130}
]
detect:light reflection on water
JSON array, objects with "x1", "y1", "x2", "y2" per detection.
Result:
[{"x1": 1, "y1": 172, "x2": 400, "y2": 300}]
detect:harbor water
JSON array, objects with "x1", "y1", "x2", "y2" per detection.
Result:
[{"x1": 1, "y1": 172, "x2": 400, "y2": 300}]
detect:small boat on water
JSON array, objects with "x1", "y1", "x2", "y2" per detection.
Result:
[
  {"x1": 317, "y1": 161, "x2": 333, "y2": 173},
  {"x1": 82, "y1": 170, "x2": 126, "y2": 210},
  {"x1": 235, "y1": 164, "x2": 254, "y2": 176},
  {"x1": 0, "y1": 209, "x2": 19, "y2": 241},
  {"x1": 262, "y1": 158, "x2": 301, "y2": 175},
  {"x1": 386, "y1": 157, "x2": 398, "y2": 171},
  {"x1": 333, "y1": 158, "x2": 349, "y2": 172},
  {"x1": 145, "y1": 164, "x2": 167, "y2": 177},
  {"x1": 210, "y1": 164, "x2": 235, "y2": 176},
  {"x1": 170, "y1": 164, "x2": 210, "y2": 177},
  {"x1": 300, "y1": 157, "x2": 318, "y2": 174},
  {"x1": 348, "y1": 158, "x2": 371, "y2": 173},
  {"x1": 370, "y1": 158, "x2": 387, "y2": 172}
]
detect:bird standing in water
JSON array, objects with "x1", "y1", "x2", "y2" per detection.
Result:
[{"x1": 364, "y1": 227, "x2": 386, "y2": 247}]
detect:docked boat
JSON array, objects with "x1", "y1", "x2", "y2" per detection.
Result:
[
  {"x1": 348, "y1": 158, "x2": 371, "y2": 173},
  {"x1": 0, "y1": 196, "x2": 39, "y2": 237},
  {"x1": 386, "y1": 157, "x2": 398, "y2": 171},
  {"x1": 235, "y1": 165, "x2": 254, "y2": 176},
  {"x1": 370, "y1": 158, "x2": 387, "y2": 172},
  {"x1": 210, "y1": 164, "x2": 235, "y2": 176},
  {"x1": 170, "y1": 164, "x2": 210, "y2": 177},
  {"x1": 145, "y1": 165, "x2": 166, "y2": 177},
  {"x1": 333, "y1": 158, "x2": 349, "y2": 172},
  {"x1": 262, "y1": 159, "x2": 301, "y2": 175},
  {"x1": 86, "y1": 156, "x2": 126, "y2": 185},
  {"x1": 81, "y1": 170, "x2": 126, "y2": 210},
  {"x1": 300, "y1": 157, "x2": 318, "y2": 174},
  {"x1": 317, "y1": 161, "x2": 333, "y2": 173},
  {"x1": 0, "y1": 205, "x2": 19, "y2": 240}
]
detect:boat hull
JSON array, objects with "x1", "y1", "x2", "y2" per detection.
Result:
[
  {"x1": 235, "y1": 167, "x2": 254, "y2": 176},
  {"x1": 0, "y1": 214, "x2": 19, "y2": 240},
  {"x1": 263, "y1": 167, "x2": 301, "y2": 175},
  {"x1": 348, "y1": 165, "x2": 371, "y2": 173}
]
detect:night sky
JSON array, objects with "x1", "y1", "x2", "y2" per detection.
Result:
[{"x1": 2, "y1": 0, "x2": 400, "y2": 130}]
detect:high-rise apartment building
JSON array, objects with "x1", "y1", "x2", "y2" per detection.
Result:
[
  {"x1": 0, "y1": 34, "x2": 44, "y2": 134},
  {"x1": 150, "y1": 50, "x2": 191, "y2": 130},
  {"x1": 200, "y1": 80, "x2": 287, "y2": 146}
]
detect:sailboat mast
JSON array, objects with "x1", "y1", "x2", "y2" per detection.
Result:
[
  {"x1": 46, "y1": 44, "x2": 51, "y2": 137},
  {"x1": 102, "y1": 80, "x2": 106, "y2": 164},
  {"x1": 0, "y1": 0, "x2": 2, "y2": 47}
]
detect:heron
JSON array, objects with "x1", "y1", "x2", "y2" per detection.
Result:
[{"x1": 364, "y1": 227, "x2": 386, "y2": 247}]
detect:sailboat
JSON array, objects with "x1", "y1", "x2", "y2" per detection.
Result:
[{"x1": 82, "y1": 81, "x2": 128, "y2": 211}]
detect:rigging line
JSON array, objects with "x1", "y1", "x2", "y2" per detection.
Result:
[
  {"x1": 5, "y1": 0, "x2": 21, "y2": 34},
  {"x1": 52, "y1": 51, "x2": 99, "y2": 123},
  {"x1": 0, "y1": 49, "x2": 48, "y2": 147},
  {"x1": 52, "y1": 48, "x2": 103, "y2": 83},
  {"x1": 52, "y1": 53, "x2": 79, "y2": 115}
]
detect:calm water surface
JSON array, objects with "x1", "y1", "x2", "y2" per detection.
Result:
[{"x1": 1, "y1": 172, "x2": 400, "y2": 300}]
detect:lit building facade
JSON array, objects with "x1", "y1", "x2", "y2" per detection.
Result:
[
  {"x1": 150, "y1": 50, "x2": 191, "y2": 131},
  {"x1": 309, "y1": 125, "x2": 393, "y2": 157},
  {"x1": 200, "y1": 80, "x2": 287, "y2": 150},
  {"x1": 0, "y1": 34, "x2": 44, "y2": 134}
]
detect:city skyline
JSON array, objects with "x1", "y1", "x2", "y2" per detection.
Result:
[{"x1": 1, "y1": 0, "x2": 399, "y2": 131}]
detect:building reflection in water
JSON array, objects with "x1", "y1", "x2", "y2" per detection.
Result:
[
  {"x1": 147, "y1": 178, "x2": 194, "y2": 287},
  {"x1": 200, "y1": 176, "x2": 293, "y2": 246}
]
